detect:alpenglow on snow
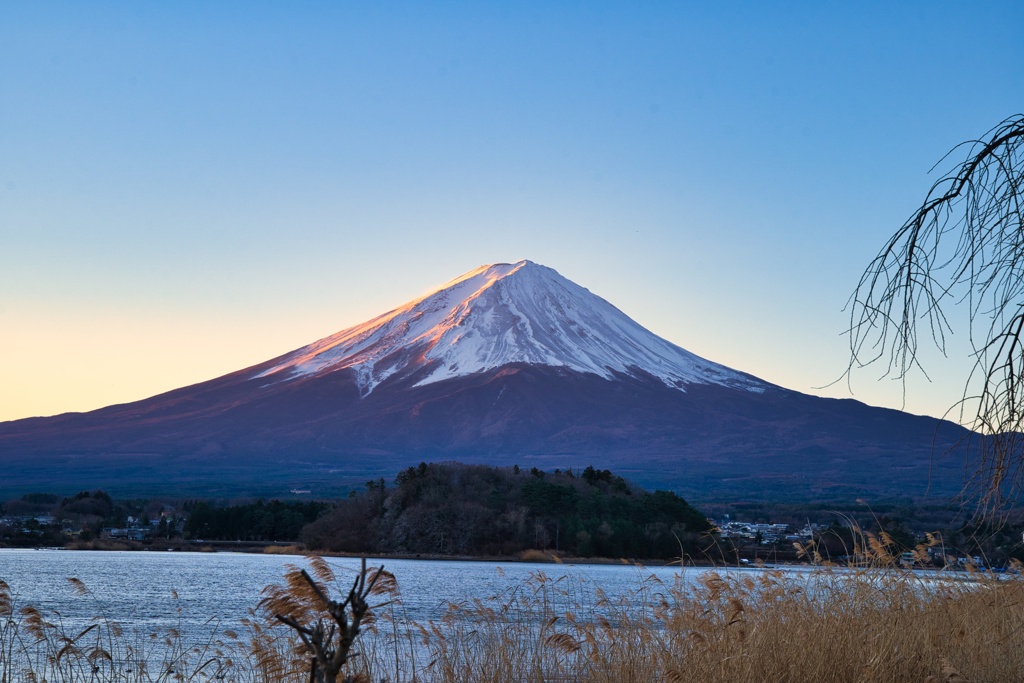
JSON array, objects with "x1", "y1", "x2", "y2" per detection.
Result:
[{"x1": 255, "y1": 260, "x2": 766, "y2": 395}]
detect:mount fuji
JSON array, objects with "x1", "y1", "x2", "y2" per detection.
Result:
[
  {"x1": 255, "y1": 260, "x2": 764, "y2": 396},
  {"x1": 0, "y1": 260, "x2": 967, "y2": 500}
]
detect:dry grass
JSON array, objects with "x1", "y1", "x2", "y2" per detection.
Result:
[
  {"x1": 0, "y1": 576, "x2": 268, "y2": 682},
  {"x1": 3, "y1": 547, "x2": 1024, "y2": 682},
  {"x1": 417, "y1": 565, "x2": 1024, "y2": 682},
  {"x1": 519, "y1": 549, "x2": 559, "y2": 563},
  {"x1": 263, "y1": 544, "x2": 304, "y2": 555}
]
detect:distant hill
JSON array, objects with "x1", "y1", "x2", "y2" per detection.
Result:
[{"x1": 297, "y1": 462, "x2": 716, "y2": 560}]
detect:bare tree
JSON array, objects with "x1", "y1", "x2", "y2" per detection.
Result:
[
  {"x1": 847, "y1": 114, "x2": 1024, "y2": 513},
  {"x1": 260, "y1": 557, "x2": 391, "y2": 683}
]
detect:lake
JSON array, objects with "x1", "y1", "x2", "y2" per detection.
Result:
[
  {"x1": 0, "y1": 549, "x2": 729, "y2": 633},
  {"x1": 0, "y1": 549, "x2": 972, "y2": 681}
]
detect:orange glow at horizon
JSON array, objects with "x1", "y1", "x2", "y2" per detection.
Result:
[{"x1": 0, "y1": 308, "x2": 333, "y2": 422}]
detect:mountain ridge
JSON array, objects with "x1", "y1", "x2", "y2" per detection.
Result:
[
  {"x1": 254, "y1": 260, "x2": 765, "y2": 396},
  {"x1": 0, "y1": 260, "x2": 970, "y2": 501}
]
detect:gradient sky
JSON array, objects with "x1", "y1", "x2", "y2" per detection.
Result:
[{"x1": 2, "y1": 2, "x2": 1022, "y2": 423}]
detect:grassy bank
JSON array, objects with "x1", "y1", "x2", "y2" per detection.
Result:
[{"x1": 2, "y1": 560, "x2": 1023, "y2": 682}]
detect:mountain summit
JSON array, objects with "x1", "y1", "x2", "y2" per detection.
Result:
[
  {"x1": 256, "y1": 260, "x2": 764, "y2": 396},
  {"x1": 0, "y1": 259, "x2": 968, "y2": 501}
]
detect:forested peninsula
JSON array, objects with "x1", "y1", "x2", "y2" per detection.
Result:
[{"x1": 294, "y1": 463, "x2": 714, "y2": 559}]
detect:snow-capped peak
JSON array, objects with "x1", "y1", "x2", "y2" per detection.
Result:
[{"x1": 254, "y1": 260, "x2": 765, "y2": 395}]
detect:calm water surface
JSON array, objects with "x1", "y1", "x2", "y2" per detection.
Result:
[{"x1": 0, "y1": 549, "x2": 742, "y2": 635}]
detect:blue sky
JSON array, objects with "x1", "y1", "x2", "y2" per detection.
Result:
[{"x1": 2, "y1": 2, "x2": 1022, "y2": 422}]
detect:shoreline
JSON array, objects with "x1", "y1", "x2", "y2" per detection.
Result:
[
  {"x1": 0, "y1": 540, "x2": 722, "y2": 568},
  {"x1": 2, "y1": 542, "x2": 993, "y2": 575}
]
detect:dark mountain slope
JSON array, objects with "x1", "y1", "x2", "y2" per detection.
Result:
[{"x1": 0, "y1": 261, "x2": 972, "y2": 500}]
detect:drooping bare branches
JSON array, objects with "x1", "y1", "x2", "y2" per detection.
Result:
[{"x1": 847, "y1": 114, "x2": 1024, "y2": 512}]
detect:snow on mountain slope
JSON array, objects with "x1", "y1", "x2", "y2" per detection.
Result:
[{"x1": 255, "y1": 260, "x2": 767, "y2": 395}]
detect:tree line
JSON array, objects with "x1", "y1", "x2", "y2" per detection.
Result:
[
  {"x1": 300, "y1": 463, "x2": 716, "y2": 560},
  {"x1": 185, "y1": 499, "x2": 330, "y2": 541}
]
